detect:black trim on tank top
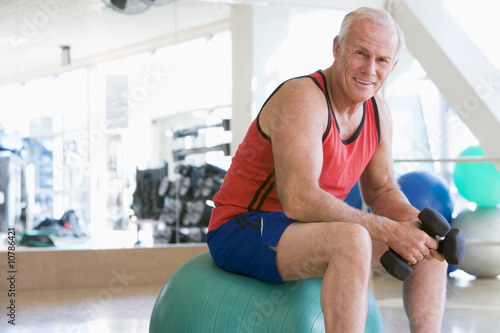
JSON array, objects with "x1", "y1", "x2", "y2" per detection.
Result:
[
  {"x1": 256, "y1": 79, "x2": 290, "y2": 143},
  {"x1": 315, "y1": 71, "x2": 333, "y2": 141},
  {"x1": 339, "y1": 105, "x2": 366, "y2": 145},
  {"x1": 256, "y1": 70, "x2": 332, "y2": 143},
  {"x1": 256, "y1": 113, "x2": 272, "y2": 142},
  {"x1": 335, "y1": 97, "x2": 380, "y2": 145},
  {"x1": 371, "y1": 96, "x2": 381, "y2": 144}
]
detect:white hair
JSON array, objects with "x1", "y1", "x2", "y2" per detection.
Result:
[{"x1": 338, "y1": 7, "x2": 405, "y2": 60}]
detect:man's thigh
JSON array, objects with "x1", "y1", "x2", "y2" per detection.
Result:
[
  {"x1": 273, "y1": 221, "x2": 372, "y2": 281},
  {"x1": 207, "y1": 211, "x2": 295, "y2": 284}
]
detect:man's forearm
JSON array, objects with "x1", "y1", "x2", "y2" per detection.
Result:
[{"x1": 366, "y1": 187, "x2": 419, "y2": 222}]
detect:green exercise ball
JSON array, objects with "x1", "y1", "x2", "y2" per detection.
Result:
[
  {"x1": 149, "y1": 252, "x2": 384, "y2": 333},
  {"x1": 453, "y1": 146, "x2": 500, "y2": 207}
]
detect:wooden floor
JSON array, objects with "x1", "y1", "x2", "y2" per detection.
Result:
[{"x1": 1, "y1": 270, "x2": 498, "y2": 333}]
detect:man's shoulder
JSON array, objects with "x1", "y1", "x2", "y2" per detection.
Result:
[
  {"x1": 259, "y1": 75, "x2": 330, "y2": 137},
  {"x1": 275, "y1": 76, "x2": 327, "y2": 102},
  {"x1": 372, "y1": 93, "x2": 390, "y2": 115}
]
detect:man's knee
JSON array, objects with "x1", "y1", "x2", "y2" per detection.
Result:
[
  {"x1": 338, "y1": 223, "x2": 371, "y2": 251},
  {"x1": 322, "y1": 223, "x2": 372, "y2": 264},
  {"x1": 275, "y1": 222, "x2": 372, "y2": 280},
  {"x1": 346, "y1": 224, "x2": 372, "y2": 259},
  {"x1": 413, "y1": 256, "x2": 448, "y2": 276},
  {"x1": 318, "y1": 223, "x2": 373, "y2": 279}
]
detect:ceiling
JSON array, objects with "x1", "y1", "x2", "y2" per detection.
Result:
[
  {"x1": 0, "y1": 0, "x2": 388, "y2": 87},
  {"x1": 0, "y1": 0, "x2": 232, "y2": 87},
  {"x1": 0, "y1": 0, "x2": 389, "y2": 87}
]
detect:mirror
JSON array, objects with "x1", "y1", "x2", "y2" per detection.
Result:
[{"x1": 0, "y1": 1, "x2": 351, "y2": 250}]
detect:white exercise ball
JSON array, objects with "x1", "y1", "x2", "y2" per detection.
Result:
[{"x1": 451, "y1": 207, "x2": 500, "y2": 278}]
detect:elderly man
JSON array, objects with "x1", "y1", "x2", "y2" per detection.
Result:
[{"x1": 207, "y1": 7, "x2": 447, "y2": 333}]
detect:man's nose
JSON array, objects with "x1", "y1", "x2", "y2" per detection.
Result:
[{"x1": 363, "y1": 58, "x2": 376, "y2": 76}]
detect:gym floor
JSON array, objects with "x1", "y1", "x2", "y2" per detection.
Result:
[
  {"x1": 371, "y1": 270, "x2": 500, "y2": 333},
  {"x1": 1, "y1": 270, "x2": 498, "y2": 332}
]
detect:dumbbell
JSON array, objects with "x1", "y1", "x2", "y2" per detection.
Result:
[{"x1": 380, "y1": 207, "x2": 466, "y2": 281}]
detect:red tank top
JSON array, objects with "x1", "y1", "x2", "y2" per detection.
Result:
[{"x1": 208, "y1": 71, "x2": 380, "y2": 232}]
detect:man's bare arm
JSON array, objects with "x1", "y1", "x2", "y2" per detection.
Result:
[
  {"x1": 360, "y1": 94, "x2": 441, "y2": 261},
  {"x1": 260, "y1": 80, "x2": 395, "y2": 243}
]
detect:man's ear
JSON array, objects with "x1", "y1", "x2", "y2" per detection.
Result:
[{"x1": 333, "y1": 35, "x2": 341, "y2": 59}]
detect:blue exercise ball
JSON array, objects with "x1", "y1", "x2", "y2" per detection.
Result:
[
  {"x1": 345, "y1": 182, "x2": 363, "y2": 209},
  {"x1": 398, "y1": 171, "x2": 454, "y2": 221},
  {"x1": 150, "y1": 252, "x2": 384, "y2": 333}
]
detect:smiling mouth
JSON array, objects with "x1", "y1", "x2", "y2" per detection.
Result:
[{"x1": 354, "y1": 78, "x2": 374, "y2": 85}]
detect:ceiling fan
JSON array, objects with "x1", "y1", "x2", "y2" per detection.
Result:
[
  {"x1": 102, "y1": 0, "x2": 176, "y2": 14},
  {"x1": 141, "y1": 0, "x2": 177, "y2": 5}
]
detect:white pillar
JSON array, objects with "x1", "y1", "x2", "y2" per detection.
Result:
[
  {"x1": 230, "y1": 5, "x2": 291, "y2": 154},
  {"x1": 88, "y1": 69, "x2": 109, "y2": 233}
]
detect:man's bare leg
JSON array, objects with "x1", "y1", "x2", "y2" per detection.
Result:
[
  {"x1": 273, "y1": 222, "x2": 372, "y2": 333},
  {"x1": 371, "y1": 240, "x2": 447, "y2": 333},
  {"x1": 403, "y1": 259, "x2": 447, "y2": 333}
]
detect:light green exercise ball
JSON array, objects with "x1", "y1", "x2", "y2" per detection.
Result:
[
  {"x1": 453, "y1": 146, "x2": 500, "y2": 207},
  {"x1": 149, "y1": 252, "x2": 384, "y2": 333}
]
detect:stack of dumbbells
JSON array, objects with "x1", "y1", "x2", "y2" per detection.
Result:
[
  {"x1": 131, "y1": 164, "x2": 169, "y2": 221},
  {"x1": 156, "y1": 163, "x2": 226, "y2": 243}
]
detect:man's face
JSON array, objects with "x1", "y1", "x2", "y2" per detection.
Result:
[{"x1": 334, "y1": 19, "x2": 399, "y2": 104}]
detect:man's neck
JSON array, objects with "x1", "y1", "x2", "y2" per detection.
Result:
[{"x1": 323, "y1": 66, "x2": 363, "y2": 116}]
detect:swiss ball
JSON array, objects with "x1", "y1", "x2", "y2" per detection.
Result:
[
  {"x1": 345, "y1": 181, "x2": 363, "y2": 209},
  {"x1": 453, "y1": 145, "x2": 500, "y2": 207},
  {"x1": 397, "y1": 171, "x2": 454, "y2": 221},
  {"x1": 150, "y1": 252, "x2": 384, "y2": 333},
  {"x1": 451, "y1": 207, "x2": 500, "y2": 278}
]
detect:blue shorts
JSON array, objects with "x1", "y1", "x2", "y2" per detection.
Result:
[{"x1": 206, "y1": 211, "x2": 295, "y2": 284}]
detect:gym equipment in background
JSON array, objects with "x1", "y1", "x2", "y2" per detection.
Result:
[
  {"x1": 344, "y1": 181, "x2": 363, "y2": 210},
  {"x1": 132, "y1": 163, "x2": 226, "y2": 244},
  {"x1": 453, "y1": 145, "x2": 500, "y2": 208},
  {"x1": 451, "y1": 207, "x2": 500, "y2": 278},
  {"x1": 398, "y1": 170, "x2": 454, "y2": 222}
]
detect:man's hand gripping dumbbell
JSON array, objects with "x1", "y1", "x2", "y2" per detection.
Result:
[{"x1": 380, "y1": 207, "x2": 466, "y2": 281}]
